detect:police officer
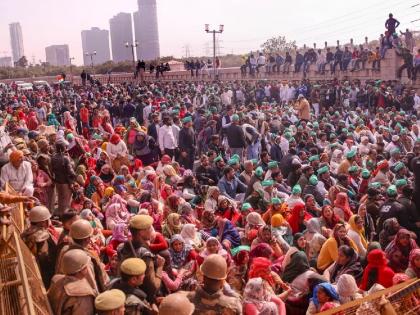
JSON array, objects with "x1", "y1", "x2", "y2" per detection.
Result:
[
  {"x1": 159, "y1": 293, "x2": 195, "y2": 315},
  {"x1": 48, "y1": 249, "x2": 96, "y2": 315},
  {"x1": 56, "y1": 219, "x2": 108, "y2": 292},
  {"x1": 187, "y1": 254, "x2": 242, "y2": 314},
  {"x1": 110, "y1": 258, "x2": 157, "y2": 314},
  {"x1": 118, "y1": 214, "x2": 165, "y2": 302},
  {"x1": 95, "y1": 289, "x2": 126, "y2": 315},
  {"x1": 21, "y1": 205, "x2": 58, "y2": 288}
]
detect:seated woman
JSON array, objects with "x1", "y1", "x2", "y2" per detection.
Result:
[
  {"x1": 282, "y1": 233, "x2": 307, "y2": 275},
  {"x1": 162, "y1": 213, "x2": 183, "y2": 240},
  {"x1": 216, "y1": 196, "x2": 240, "y2": 225},
  {"x1": 104, "y1": 194, "x2": 130, "y2": 230},
  {"x1": 317, "y1": 223, "x2": 358, "y2": 271},
  {"x1": 271, "y1": 214, "x2": 292, "y2": 253},
  {"x1": 200, "y1": 209, "x2": 240, "y2": 250},
  {"x1": 245, "y1": 212, "x2": 266, "y2": 244},
  {"x1": 347, "y1": 215, "x2": 368, "y2": 259},
  {"x1": 180, "y1": 223, "x2": 203, "y2": 251},
  {"x1": 324, "y1": 245, "x2": 363, "y2": 284},
  {"x1": 303, "y1": 218, "x2": 326, "y2": 265},
  {"x1": 287, "y1": 203, "x2": 313, "y2": 234},
  {"x1": 249, "y1": 257, "x2": 290, "y2": 295},
  {"x1": 282, "y1": 237, "x2": 311, "y2": 285},
  {"x1": 168, "y1": 234, "x2": 197, "y2": 271},
  {"x1": 358, "y1": 203, "x2": 376, "y2": 242},
  {"x1": 385, "y1": 229, "x2": 418, "y2": 273},
  {"x1": 359, "y1": 249, "x2": 395, "y2": 290},
  {"x1": 405, "y1": 249, "x2": 420, "y2": 279},
  {"x1": 149, "y1": 228, "x2": 169, "y2": 255},
  {"x1": 197, "y1": 237, "x2": 231, "y2": 266},
  {"x1": 333, "y1": 192, "x2": 353, "y2": 221},
  {"x1": 251, "y1": 225, "x2": 283, "y2": 258},
  {"x1": 379, "y1": 217, "x2": 400, "y2": 249},
  {"x1": 104, "y1": 223, "x2": 128, "y2": 258},
  {"x1": 204, "y1": 186, "x2": 220, "y2": 212},
  {"x1": 306, "y1": 283, "x2": 340, "y2": 314},
  {"x1": 336, "y1": 274, "x2": 363, "y2": 304},
  {"x1": 178, "y1": 202, "x2": 201, "y2": 227},
  {"x1": 318, "y1": 205, "x2": 342, "y2": 237},
  {"x1": 181, "y1": 175, "x2": 199, "y2": 202},
  {"x1": 243, "y1": 277, "x2": 287, "y2": 315},
  {"x1": 99, "y1": 164, "x2": 115, "y2": 185},
  {"x1": 227, "y1": 246, "x2": 250, "y2": 294}
]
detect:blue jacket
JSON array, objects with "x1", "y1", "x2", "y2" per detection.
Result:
[{"x1": 218, "y1": 176, "x2": 247, "y2": 199}]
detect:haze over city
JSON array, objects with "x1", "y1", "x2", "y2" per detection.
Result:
[{"x1": 0, "y1": 0, "x2": 418, "y2": 66}]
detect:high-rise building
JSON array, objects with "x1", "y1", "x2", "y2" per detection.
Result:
[
  {"x1": 9, "y1": 22, "x2": 24, "y2": 63},
  {"x1": 81, "y1": 27, "x2": 111, "y2": 66},
  {"x1": 109, "y1": 13, "x2": 134, "y2": 62},
  {"x1": 133, "y1": 0, "x2": 160, "y2": 61},
  {"x1": 45, "y1": 45, "x2": 70, "y2": 66},
  {"x1": 0, "y1": 57, "x2": 13, "y2": 68}
]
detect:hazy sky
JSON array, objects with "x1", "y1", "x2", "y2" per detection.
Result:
[{"x1": 0, "y1": 0, "x2": 418, "y2": 65}]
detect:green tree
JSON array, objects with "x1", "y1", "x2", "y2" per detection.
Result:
[
  {"x1": 14, "y1": 56, "x2": 28, "y2": 68},
  {"x1": 260, "y1": 36, "x2": 296, "y2": 54}
]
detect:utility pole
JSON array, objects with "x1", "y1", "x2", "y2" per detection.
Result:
[
  {"x1": 125, "y1": 41, "x2": 138, "y2": 65},
  {"x1": 69, "y1": 57, "x2": 75, "y2": 82},
  {"x1": 85, "y1": 51, "x2": 96, "y2": 73},
  {"x1": 205, "y1": 24, "x2": 224, "y2": 79}
]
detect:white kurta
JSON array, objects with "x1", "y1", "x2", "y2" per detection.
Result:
[{"x1": 0, "y1": 161, "x2": 34, "y2": 196}]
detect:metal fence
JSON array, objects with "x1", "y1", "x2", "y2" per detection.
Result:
[
  {"x1": 0, "y1": 192, "x2": 52, "y2": 315},
  {"x1": 318, "y1": 278, "x2": 420, "y2": 315}
]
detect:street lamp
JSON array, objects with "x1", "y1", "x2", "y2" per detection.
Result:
[
  {"x1": 204, "y1": 24, "x2": 224, "y2": 79},
  {"x1": 125, "y1": 41, "x2": 139, "y2": 65},
  {"x1": 85, "y1": 51, "x2": 96, "y2": 70},
  {"x1": 69, "y1": 57, "x2": 75, "y2": 82}
]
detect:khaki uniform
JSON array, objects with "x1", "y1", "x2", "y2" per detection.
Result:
[
  {"x1": 187, "y1": 286, "x2": 242, "y2": 315},
  {"x1": 48, "y1": 274, "x2": 96, "y2": 315},
  {"x1": 117, "y1": 240, "x2": 163, "y2": 302},
  {"x1": 55, "y1": 243, "x2": 109, "y2": 292},
  {"x1": 21, "y1": 225, "x2": 58, "y2": 288},
  {"x1": 110, "y1": 279, "x2": 157, "y2": 315}
]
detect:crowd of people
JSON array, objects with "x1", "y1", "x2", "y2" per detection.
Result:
[{"x1": 0, "y1": 75, "x2": 419, "y2": 315}]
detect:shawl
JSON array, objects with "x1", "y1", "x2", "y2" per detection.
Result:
[
  {"x1": 311, "y1": 283, "x2": 340, "y2": 310},
  {"x1": 385, "y1": 229, "x2": 418, "y2": 271},
  {"x1": 162, "y1": 213, "x2": 182, "y2": 238},
  {"x1": 169, "y1": 234, "x2": 191, "y2": 269},
  {"x1": 408, "y1": 249, "x2": 420, "y2": 278},
  {"x1": 249, "y1": 257, "x2": 275, "y2": 287},
  {"x1": 180, "y1": 223, "x2": 201, "y2": 248},
  {"x1": 287, "y1": 203, "x2": 312, "y2": 234},
  {"x1": 243, "y1": 277, "x2": 279, "y2": 314},
  {"x1": 199, "y1": 237, "x2": 229, "y2": 261},
  {"x1": 282, "y1": 250, "x2": 310, "y2": 283},
  {"x1": 348, "y1": 215, "x2": 368, "y2": 249},
  {"x1": 85, "y1": 176, "x2": 99, "y2": 198},
  {"x1": 334, "y1": 192, "x2": 353, "y2": 221},
  {"x1": 359, "y1": 249, "x2": 395, "y2": 290},
  {"x1": 329, "y1": 249, "x2": 363, "y2": 283}
]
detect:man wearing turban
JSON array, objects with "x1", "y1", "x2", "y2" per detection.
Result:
[{"x1": 0, "y1": 150, "x2": 34, "y2": 196}]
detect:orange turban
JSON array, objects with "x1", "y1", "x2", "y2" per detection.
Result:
[{"x1": 9, "y1": 150, "x2": 24, "y2": 164}]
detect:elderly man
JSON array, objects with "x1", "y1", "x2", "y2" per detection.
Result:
[{"x1": 0, "y1": 150, "x2": 33, "y2": 196}]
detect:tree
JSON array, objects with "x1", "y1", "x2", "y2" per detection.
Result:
[
  {"x1": 14, "y1": 56, "x2": 28, "y2": 68},
  {"x1": 260, "y1": 36, "x2": 296, "y2": 54}
]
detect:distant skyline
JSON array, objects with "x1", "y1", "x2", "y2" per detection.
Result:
[{"x1": 0, "y1": 0, "x2": 418, "y2": 66}]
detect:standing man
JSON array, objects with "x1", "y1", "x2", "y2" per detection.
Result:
[
  {"x1": 51, "y1": 141, "x2": 77, "y2": 216},
  {"x1": 81, "y1": 70, "x2": 87, "y2": 86},
  {"x1": 294, "y1": 94, "x2": 311, "y2": 122},
  {"x1": 178, "y1": 116, "x2": 195, "y2": 170},
  {"x1": 158, "y1": 117, "x2": 177, "y2": 159},
  {"x1": 48, "y1": 249, "x2": 97, "y2": 315},
  {"x1": 226, "y1": 114, "x2": 246, "y2": 161},
  {"x1": 385, "y1": 13, "x2": 400, "y2": 38}
]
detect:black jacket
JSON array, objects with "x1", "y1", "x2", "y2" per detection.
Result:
[{"x1": 226, "y1": 124, "x2": 246, "y2": 148}]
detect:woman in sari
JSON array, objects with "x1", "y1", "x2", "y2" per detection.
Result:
[
  {"x1": 196, "y1": 237, "x2": 231, "y2": 266},
  {"x1": 379, "y1": 217, "x2": 400, "y2": 249},
  {"x1": 317, "y1": 223, "x2": 358, "y2": 271},
  {"x1": 333, "y1": 192, "x2": 353, "y2": 221},
  {"x1": 104, "y1": 194, "x2": 130, "y2": 230},
  {"x1": 31, "y1": 160, "x2": 52, "y2": 207},
  {"x1": 178, "y1": 202, "x2": 201, "y2": 227},
  {"x1": 168, "y1": 234, "x2": 197, "y2": 270},
  {"x1": 204, "y1": 186, "x2": 220, "y2": 212},
  {"x1": 162, "y1": 213, "x2": 183, "y2": 239},
  {"x1": 99, "y1": 164, "x2": 115, "y2": 185},
  {"x1": 249, "y1": 257, "x2": 289, "y2": 295},
  {"x1": 251, "y1": 225, "x2": 283, "y2": 259},
  {"x1": 324, "y1": 245, "x2": 363, "y2": 284},
  {"x1": 303, "y1": 218, "x2": 326, "y2": 265},
  {"x1": 243, "y1": 277, "x2": 287, "y2": 315},
  {"x1": 385, "y1": 229, "x2": 418, "y2": 272},
  {"x1": 359, "y1": 249, "x2": 395, "y2": 290},
  {"x1": 347, "y1": 215, "x2": 368, "y2": 258},
  {"x1": 287, "y1": 203, "x2": 312, "y2": 234},
  {"x1": 216, "y1": 196, "x2": 240, "y2": 225},
  {"x1": 245, "y1": 212, "x2": 266, "y2": 243},
  {"x1": 318, "y1": 205, "x2": 342, "y2": 237},
  {"x1": 405, "y1": 248, "x2": 420, "y2": 279},
  {"x1": 357, "y1": 203, "x2": 376, "y2": 242},
  {"x1": 200, "y1": 209, "x2": 240, "y2": 250},
  {"x1": 180, "y1": 223, "x2": 203, "y2": 251},
  {"x1": 227, "y1": 245, "x2": 250, "y2": 293},
  {"x1": 306, "y1": 283, "x2": 340, "y2": 314}
]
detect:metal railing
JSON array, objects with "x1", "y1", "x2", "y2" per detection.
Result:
[
  {"x1": 318, "y1": 278, "x2": 420, "y2": 315},
  {"x1": 0, "y1": 190, "x2": 52, "y2": 315}
]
